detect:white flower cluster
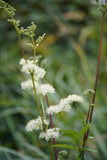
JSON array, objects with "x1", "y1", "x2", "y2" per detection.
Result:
[
  {"x1": 47, "y1": 94, "x2": 83, "y2": 115},
  {"x1": 37, "y1": 84, "x2": 55, "y2": 96},
  {"x1": 20, "y1": 58, "x2": 55, "y2": 96},
  {"x1": 25, "y1": 116, "x2": 49, "y2": 131},
  {"x1": 21, "y1": 79, "x2": 39, "y2": 90},
  {"x1": 21, "y1": 80, "x2": 55, "y2": 95},
  {"x1": 67, "y1": 94, "x2": 83, "y2": 103},
  {"x1": 20, "y1": 58, "x2": 46, "y2": 79},
  {"x1": 39, "y1": 128, "x2": 60, "y2": 141}
]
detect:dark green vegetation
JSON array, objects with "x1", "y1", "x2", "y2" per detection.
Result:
[{"x1": 0, "y1": 0, "x2": 107, "y2": 159}]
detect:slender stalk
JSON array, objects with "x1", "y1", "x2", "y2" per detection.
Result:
[
  {"x1": 83, "y1": 98, "x2": 91, "y2": 148},
  {"x1": 31, "y1": 37, "x2": 36, "y2": 62},
  {"x1": 82, "y1": 14, "x2": 105, "y2": 152},
  {"x1": 55, "y1": 113, "x2": 60, "y2": 129},
  {"x1": 48, "y1": 140, "x2": 53, "y2": 160},
  {"x1": 40, "y1": 96, "x2": 47, "y2": 120},
  {"x1": 41, "y1": 78, "x2": 58, "y2": 160},
  {"x1": 40, "y1": 96, "x2": 48, "y2": 130},
  {"x1": 31, "y1": 75, "x2": 44, "y2": 127},
  {"x1": 86, "y1": 97, "x2": 91, "y2": 125},
  {"x1": 18, "y1": 35, "x2": 27, "y2": 63}
]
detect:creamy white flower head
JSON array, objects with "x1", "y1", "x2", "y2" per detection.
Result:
[
  {"x1": 67, "y1": 94, "x2": 83, "y2": 103},
  {"x1": 19, "y1": 58, "x2": 38, "y2": 66},
  {"x1": 46, "y1": 103, "x2": 71, "y2": 115},
  {"x1": 47, "y1": 94, "x2": 83, "y2": 115},
  {"x1": 25, "y1": 116, "x2": 49, "y2": 132},
  {"x1": 59, "y1": 97, "x2": 70, "y2": 105},
  {"x1": 37, "y1": 84, "x2": 55, "y2": 96},
  {"x1": 21, "y1": 79, "x2": 39, "y2": 90},
  {"x1": 20, "y1": 58, "x2": 46, "y2": 79},
  {"x1": 21, "y1": 63, "x2": 45, "y2": 76},
  {"x1": 46, "y1": 105, "x2": 58, "y2": 115},
  {"x1": 39, "y1": 128, "x2": 60, "y2": 141}
]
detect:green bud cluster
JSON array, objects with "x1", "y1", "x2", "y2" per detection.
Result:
[
  {"x1": 8, "y1": 19, "x2": 22, "y2": 34},
  {"x1": 36, "y1": 33, "x2": 46, "y2": 45},
  {"x1": 0, "y1": 0, "x2": 16, "y2": 18},
  {"x1": 27, "y1": 33, "x2": 46, "y2": 54},
  {"x1": 22, "y1": 22, "x2": 36, "y2": 39},
  {"x1": 0, "y1": 0, "x2": 46, "y2": 58}
]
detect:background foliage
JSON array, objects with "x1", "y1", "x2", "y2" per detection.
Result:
[{"x1": 0, "y1": 0, "x2": 107, "y2": 159}]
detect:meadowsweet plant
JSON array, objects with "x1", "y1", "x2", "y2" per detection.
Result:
[{"x1": 0, "y1": 0, "x2": 106, "y2": 160}]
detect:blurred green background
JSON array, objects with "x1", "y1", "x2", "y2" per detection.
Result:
[{"x1": 0, "y1": 0, "x2": 107, "y2": 160}]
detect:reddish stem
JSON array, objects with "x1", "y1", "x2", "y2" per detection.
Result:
[
  {"x1": 18, "y1": 35, "x2": 27, "y2": 63},
  {"x1": 41, "y1": 78, "x2": 58, "y2": 160},
  {"x1": 83, "y1": 14, "x2": 104, "y2": 150}
]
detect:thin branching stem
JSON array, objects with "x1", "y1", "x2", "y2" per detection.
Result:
[{"x1": 82, "y1": 14, "x2": 105, "y2": 154}]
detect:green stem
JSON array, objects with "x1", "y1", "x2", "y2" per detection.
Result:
[
  {"x1": 31, "y1": 74, "x2": 44, "y2": 128},
  {"x1": 55, "y1": 113, "x2": 60, "y2": 129},
  {"x1": 40, "y1": 96, "x2": 48, "y2": 130},
  {"x1": 31, "y1": 37, "x2": 36, "y2": 62},
  {"x1": 40, "y1": 96, "x2": 46, "y2": 120},
  {"x1": 48, "y1": 140, "x2": 53, "y2": 160}
]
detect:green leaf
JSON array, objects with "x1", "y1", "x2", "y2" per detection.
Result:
[
  {"x1": 82, "y1": 147, "x2": 98, "y2": 153},
  {"x1": 78, "y1": 124, "x2": 90, "y2": 139},
  {"x1": 60, "y1": 129, "x2": 78, "y2": 135},
  {"x1": 60, "y1": 130, "x2": 78, "y2": 141},
  {"x1": 53, "y1": 144, "x2": 78, "y2": 150}
]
